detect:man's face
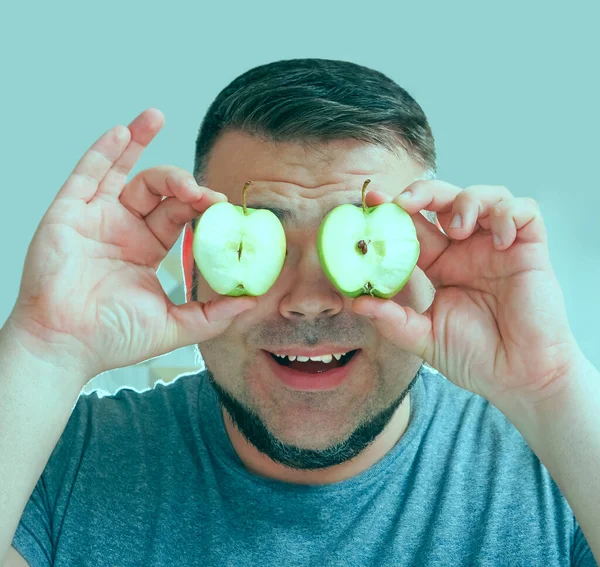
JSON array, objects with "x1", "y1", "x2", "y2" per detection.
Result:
[{"x1": 183, "y1": 131, "x2": 435, "y2": 470}]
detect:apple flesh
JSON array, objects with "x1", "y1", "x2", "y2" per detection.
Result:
[
  {"x1": 193, "y1": 195, "x2": 286, "y2": 297},
  {"x1": 317, "y1": 196, "x2": 420, "y2": 299}
]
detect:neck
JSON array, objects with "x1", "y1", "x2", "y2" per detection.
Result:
[{"x1": 222, "y1": 395, "x2": 411, "y2": 485}]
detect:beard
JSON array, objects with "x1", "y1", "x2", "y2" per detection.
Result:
[{"x1": 205, "y1": 363, "x2": 422, "y2": 471}]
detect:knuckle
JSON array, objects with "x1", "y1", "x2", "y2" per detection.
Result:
[
  {"x1": 492, "y1": 199, "x2": 513, "y2": 217},
  {"x1": 136, "y1": 164, "x2": 168, "y2": 177},
  {"x1": 524, "y1": 197, "x2": 540, "y2": 212},
  {"x1": 406, "y1": 179, "x2": 432, "y2": 191},
  {"x1": 164, "y1": 169, "x2": 182, "y2": 184},
  {"x1": 464, "y1": 184, "x2": 512, "y2": 198},
  {"x1": 157, "y1": 164, "x2": 184, "y2": 174},
  {"x1": 72, "y1": 171, "x2": 99, "y2": 187},
  {"x1": 455, "y1": 188, "x2": 477, "y2": 206},
  {"x1": 463, "y1": 184, "x2": 487, "y2": 195},
  {"x1": 111, "y1": 162, "x2": 130, "y2": 178},
  {"x1": 402, "y1": 179, "x2": 430, "y2": 198},
  {"x1": 165, "y1": 200, "x2": 192, "y2": 225},
  {"x1": 405, "y1": 178, "x2": 456, "y2": 195},
  {"x1": 147, "y1": 165, "x2": 187, "y2": 184},
  {"x1": 491, "y1": 205, "x2": 507, "y2": 218}
]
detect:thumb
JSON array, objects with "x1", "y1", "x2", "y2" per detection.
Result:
[
  {"x1": 352, "y1": 297, "x2": 434, "y2": 362},
  {"x1": 167, "y1": 296, "x2": 258, "y2": 350}
]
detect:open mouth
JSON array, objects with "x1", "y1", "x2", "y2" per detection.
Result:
[{"x1": 268, "y1": 350, "x2": 359, "y2": 374}]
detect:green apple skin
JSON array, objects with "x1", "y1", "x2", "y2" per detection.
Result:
[
  {"x1": 193, "y1": 202, "x2": 286, "y2": 297},
  {"x1": 317, "y1": 203, "x2": 420, "y2": 299}
]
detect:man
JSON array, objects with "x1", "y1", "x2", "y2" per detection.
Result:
[{"x1": 0, "y1": 59, "x2": 598, "y2": 566}]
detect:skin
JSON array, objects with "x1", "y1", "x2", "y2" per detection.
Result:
[
  {"x1": 6, "y1": 109, "x2": 597, "y2": 562},
  {"x1": 181, "y1": 131, "x2": 435, "y2": 484}
]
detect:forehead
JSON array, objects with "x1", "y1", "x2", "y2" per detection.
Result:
[{"x1": 203, "y1": 130, "x2": 425, "y2": 211}]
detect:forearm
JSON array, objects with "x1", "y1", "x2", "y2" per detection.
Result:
[
  {"x1": 506, "y1": 355, "x2": 600, "y2": 563},
  {"x1": 0, "y1": 319, "x2": 89, "y2": 562}
]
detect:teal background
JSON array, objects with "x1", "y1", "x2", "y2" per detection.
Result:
[{"x1": 0, "y1": 0, "x2": 598, "y2": 375}]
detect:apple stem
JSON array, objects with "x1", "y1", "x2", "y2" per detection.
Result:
[
  {"x1": 242, "y1": 180, "x2": 252, "y2": 215},
  {"x1": 361, "y1": 179, "x2": 371, "y2": 212}
]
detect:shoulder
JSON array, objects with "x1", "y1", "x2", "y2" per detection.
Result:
[
  {"x1": 410, "y1": 368, "x2": 582, "y2": 563},
  {"x1": 79, "y1": 370, "x2": 203, "y2": 417},
  {"x1": 52, "y1": 370, "x2": 204, "y2": 459},
  {"x1": 419, "y1": 366, "x2": 568, "y2": 506},
  {"x1": 420, "y1": 365, "x2": 525, "y2": 442},
  {"x1": 419, "y1": 364, "x2": 568, "y2": 482}
]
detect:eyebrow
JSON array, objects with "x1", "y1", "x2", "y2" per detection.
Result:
[{"x1": 248, "y1": 201, "x2": 364, "y2": 223}]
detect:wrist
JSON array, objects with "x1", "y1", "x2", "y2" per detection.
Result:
[
  {"x1": 1, "y1": 314, "x2": 96, "y2": 388},
  {"x1": 502, "y1": 353, "x2": 598, "y2": 444}
]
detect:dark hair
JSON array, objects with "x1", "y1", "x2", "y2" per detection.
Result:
[
  {"x1": 189, "y1": 59, "x2": 437, "y2": 298},
  {"x1": 192, "y1": 59, "x2": 436, "y2": 200}
]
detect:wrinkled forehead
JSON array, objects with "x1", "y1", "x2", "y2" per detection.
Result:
[
  {"x1": 202, "y1": 130, "x2": 427, "y2": 197},
  {"x1": 200, "y1": 130, "x2": 437, "y2": 231}
]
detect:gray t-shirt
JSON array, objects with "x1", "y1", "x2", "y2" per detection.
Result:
[{"x1": 12, "y1": 366, "x2": 597, "y2": 566}]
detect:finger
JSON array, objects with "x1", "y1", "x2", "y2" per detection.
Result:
[
  {"x1": 144, "y1": 193, "x2": 225, "y2": 251},
  {"x1": 119, "y1": 166, "x2": 226, "y2": 218},
  {"x1": 166, "y1": 296, "x2": 259, "y2": 351},
  {"x1": 411, "y1": 212, "x2": 451, "y2": 271},
  {"x1": 352, "y1": 297, "x2": 435, "y2": 363},
  {"x1": 57, "y1": 125, "x2": 131, "y2": 201},
  {"x1": 93, "y1": 108, "x2": 165, "y2": 200},
  {"x1": 477, "y1": 216, "x2": 492, "y2": 230},
  {"x1": 489, "y1": 197, "x2": 546, "y2": 249},
  {"x1": 392, "y1": 179, "x2": 464, "y2": 215},
  {"x1": 363, "y1": 190, "x2": 391, "y2": 207},
  {"x1": 438, "y1": 185, "x2": 513, "y2": 239}
]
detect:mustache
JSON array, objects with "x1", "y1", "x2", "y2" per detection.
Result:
[{"x1": 247, "y1": 313, "x2": 372, "y2": 348}]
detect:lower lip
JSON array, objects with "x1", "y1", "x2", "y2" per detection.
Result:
[{"x1": 263, "y1": 350, "x2": 360, "y2": 392}]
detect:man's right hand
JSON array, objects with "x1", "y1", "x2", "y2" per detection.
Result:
[{"x1": 6, "y1": 108, "x2": 257, "y2": 385}]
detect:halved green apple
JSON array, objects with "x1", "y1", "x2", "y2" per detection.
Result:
[
  {"x1": 317, "y1": 179, "x2": 420, "y2": 298},
  {"x1": 193, "y1": 181, "x2": 286, "y2": 296}
]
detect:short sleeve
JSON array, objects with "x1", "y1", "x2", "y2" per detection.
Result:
[
  {"x1": 573, "y1": 520, "x2": 598, "y2": 567},
  {"x1": 11, "y1": 476, "x2": 53, "y2": 567}
]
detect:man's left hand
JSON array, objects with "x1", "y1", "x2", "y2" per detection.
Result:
[{"x1": 352, "y1": 180, "x2": 587, "y2": 413}]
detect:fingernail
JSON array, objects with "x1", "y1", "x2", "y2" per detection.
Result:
[
  {"x1": 449, "y1": 213, "x2": 462, "y2": 229},
  {"x1": 493, "y1": 234, "x2": 502, "y2": 247},
  {"x1": 397, "y1": 190, "x2": 412, "y2": 200},
  {"x1": 187, "y1": 178, "x2": 199, "y2": 188}
]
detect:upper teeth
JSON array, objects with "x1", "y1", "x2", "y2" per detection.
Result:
[{"x1": 273, "y1": 352, "x2": 348, "y2": 363}]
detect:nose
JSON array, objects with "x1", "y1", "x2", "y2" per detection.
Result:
[{"x1": 279, "y1": 246, "x2": 344, "y2": 321}]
